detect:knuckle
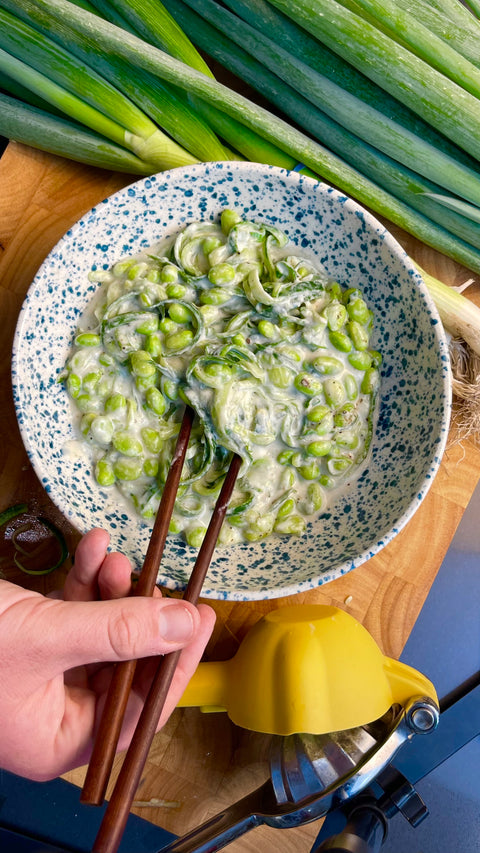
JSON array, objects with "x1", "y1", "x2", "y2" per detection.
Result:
[{"x1": 107, "y1": 608, "x2": 145, "y2": 659}]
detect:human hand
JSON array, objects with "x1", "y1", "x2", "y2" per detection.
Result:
[{"x1": 0, "y1": 528, "x2": 215, "y2": 781}]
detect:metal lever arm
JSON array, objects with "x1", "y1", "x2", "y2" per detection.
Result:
[{"x1": 159, "y1": 781, "x2": 275, "y2": 853}]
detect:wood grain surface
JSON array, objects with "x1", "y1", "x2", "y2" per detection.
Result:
[{"x1": 1, "y1": 141, "x2": 479, "y2": 851}]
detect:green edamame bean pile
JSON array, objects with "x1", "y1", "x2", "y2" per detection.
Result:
[{"x1": 62, "y1": 209, "x2": 381, "y2": 548}]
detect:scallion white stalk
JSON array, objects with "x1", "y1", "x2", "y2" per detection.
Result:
[
  {"x1": 417, "y1": 265, "x2": 480, "y2": 357},
  {"x1": 0, "y1": 4, "x2": 199, "y2": 168},
  {"x1": 0, "y1": 90, "x2": 153, "y2": 172}
]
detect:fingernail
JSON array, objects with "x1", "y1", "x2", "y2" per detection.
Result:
[{"x1": 159, "y1": 604, "x2": 195, "y2": 643}]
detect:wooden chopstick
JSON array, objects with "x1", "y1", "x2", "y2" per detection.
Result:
[
  {"x1": 80, "y1": 406, "x2": 195, "y2": 807},
  {"x1": 91, "y1": 452, "x2": 242, "y2": 853}
]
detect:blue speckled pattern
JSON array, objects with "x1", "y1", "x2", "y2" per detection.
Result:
[{"x1": 11, "y1": 163, "x2": 451, "y2": 601}]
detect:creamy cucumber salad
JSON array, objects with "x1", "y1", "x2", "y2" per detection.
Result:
[{"x1": 62, "y1": 209, "x2": 381, "y2": 547}]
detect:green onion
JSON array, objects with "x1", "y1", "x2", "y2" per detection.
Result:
[
  {"x1": 386, "y1": 0, "x2": 480, "y2": 68},
  {"x1": 0, "y1": 4, "x2": 198, "y2": 168},
  {"x1": 176, "y1": 0, "x2": 480, "y2": 213},
  {"x1": 88, "y1": 0, "x2": 303, "y2": 165},
  {"x1": 349, "y1": 0, "x2": 480, "y2": 96},
  {"x1": 0, "y1": 91, "x2": 153, "y2": 172},
  {"x1": 420, "y1": 194, "x2": 480, "y2": 226},
  {"x1": 416, "y1": 265, "x2": 480, "y2": 358},
  {"x1": 0, "y1": 503, "x2": 28, "y2": 528},
  {"x1": 93, "y1": 0, "x2": 213, "y2": 75},
  {"x1": 19, "y1": 0, "x2": 480, "y2": 273},
  {"x1": 266, "y1": 0, "x2": 480, "y2": 163},
  {"x1": 12, "y1": 517, "x2": 69, "y2": 575},
  {"x1": 0, "y1": 506, "x2": 69, "y2": 576}
]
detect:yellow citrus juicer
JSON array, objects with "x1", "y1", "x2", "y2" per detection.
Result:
[{"x1": 178, "y1": 604, "x2": 438, "y2": 735}]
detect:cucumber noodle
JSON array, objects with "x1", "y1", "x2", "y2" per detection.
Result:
[{"x1": 62, "y1": 209, "x2": 381, "y2": 547}]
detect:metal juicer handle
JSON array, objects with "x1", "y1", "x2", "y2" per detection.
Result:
[
  {"x1": 159, "y1": 697, "x2": 439, "y2": 853},
  {"x1": 158, "y1": 781, "x2": 276, "y2": 853}
]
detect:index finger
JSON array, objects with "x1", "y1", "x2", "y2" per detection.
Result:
[{"x1": 63, "y1": 529, "x2": 112, "y2": 601}]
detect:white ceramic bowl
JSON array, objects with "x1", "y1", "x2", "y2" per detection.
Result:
[{"x1": 12, "y1": 162, "x2": 451, "y2": 600}]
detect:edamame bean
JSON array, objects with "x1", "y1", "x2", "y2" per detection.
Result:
[
  {"x1": 159, "y1": 317, "x2": 178, "y2": 334},
  {"x1": 143, "y1": 458, "x2": 159, "y2": 477},
  {"x1": 164, "y1": 329, "x2": 194, "y2": 351},
  {"x1": 313, "y1": 411, "x2": 334, "y2": 435},
  {"x1": 298, "y1": 461, "x2": 321, "y2": 480},
  {"x1": 95, "y1": 458, "x2": 116, "y2": 487},
  {"x1": 221, "y1": 208, "x2": 242, "y2": 233},
  {"x1": 361, "y1": 368, "x2": 380, "y2": 394},
  {"x1": 112, "y1": 259, "x2": 133, "y2": 276},
  {"x1": 66, "y1": 373, "x2": 81, "y2": 398},
  {"x1": 203, "y1": 236, "x2": 223, "y2": 255},
  {"x1": 244, "y1": 513, "x2": 275, "y2": 541},
  {"x1": 327, "y1": 457, "x2": 351, "y2": 475},
  {"x1": 258, "y1": 319, "x2": 277, "y2": 340},
  {"x1": 130, "y1": 350, "x2": 156, "y2": 377},
  {"x1": 113, "y1": 456, "x2": 144, "y2": 480},
  {"x1": 328, "y1": 330, "x2": 352, "y2": 352},
  {"x1": 75, "y1": 332, "x2": 101, "y2": 347},
  {"x1": 306, "y1": 482, "x2": 324, "y2": 511},
  {"x1": 105, "y1": 393, "x2": 126, "y2": 413},
  {"x1": 335, "y1": 431, "x2": 359, "y2": 449},
  {"x1": 274, "y1": 514, "x2": 306, "y2": 535},
  {"x1": 145, "y1": 386, "x2": 167, "y2": 415},
  {"x1": 333, "y1": 403, "x2": 357, "y2": 428},
  {"x1": 323, "y1": 378, "x2": 346, "y2": 407},
  {"x1": 166, "y1": 282, "x2": 187, "y2": 299},
  {"x1": 306, "y1": 403, "x2": 330, "y2": 424},
  {"x1": 326, "y1": 281, "x2": 342, "y2": 298},
  {"x1": 306, "y1": 439, "x2": 332, "y2": 457},
  {"x1": 161, "y1": 264, "x2": 180, "y2": 283},
  {"x1": 112, "y1": 430, "x2": 143, "y2": 456},
  {"x1": 277, "y1": 449, "x2": 294, "y2": 465},
  {"x1": 146, "y1": 268, "x2": 162, "y2": 284},
  {"x1": 319, "y1": 474, "x2": 335, "y2": 488},
  {"x1": 324, "y1": 302, "x2": 347, "y2": 331},
  {"x1": 76, "y1": 393, "x2": 102, "y2": 414},
  {"x1": 161, "y1": 378, "x2": 178, "y2": 400},
  {"x1": 99, "y1": 352, "x2": 115, "y2": 367},
  {"x1": 347, "y1": 320, "x2": 369, "y2": 351},
  {"x1": 168, "y1": 302, "x2": 191, "y2": 324},
  {"x1": 127, "y1": 262, "x2": 148, "y2": 280},
  {"x1": 269, "y1": 366, "x2": 293, "y2": 388},
  {"x1": 91, "y1": 415, "x2": 114, "y2": 445},
  {"x1": 186, "y1": 525, "x2": 207, "y2": 548},
  {"x1": 312, "y1": 355, "x2": 343, "y2": 375},
  {"x1": 80, "y1": 413, "x2": 96, "y2": 435},
  {"x1": 347, "y1": 297, "x2": 370, "y2": 324},
  {"x1": 343, "y1": 374, "x2": 358, "y2": 401},
  {"x1": 276, "y1": 498, "x2": 295, "y2": 520},
  {"x1": 294, "y1": 372, "x2": 323, "y2": 397},
  {"x1": 141, "y1": 427, "x2": 162, "y2": 453},
  {"x1": 135, "y1": 374, "x2": 156, "y2": 391},
  {"x1": 348, "y1": 350, "x2": 372, "y2": 370},
  {"x1": 200, "y1": 287, "x2": 232, "y2": 305},
  {"x1": 208, "y1": 263, "x2": 235, "y2": 285},
  {"x1": 137, "y1": 314, "x2": 159, "y2": 334},
  {"x1": 146, "y1": 332, "x2": 162, "y2": 357}
]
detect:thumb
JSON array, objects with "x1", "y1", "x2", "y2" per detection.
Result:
[{"x1": 33, "y1": 595, "x2": 200, "y2": 676}]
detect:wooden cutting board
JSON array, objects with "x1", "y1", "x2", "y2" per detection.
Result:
[{"x1": 1, "y1": 141, "x2": 479, "y2": 849}]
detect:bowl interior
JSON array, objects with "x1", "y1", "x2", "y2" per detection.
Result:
[{"x1": 11, "y1": 162, "x2": 451, "y2": 600}]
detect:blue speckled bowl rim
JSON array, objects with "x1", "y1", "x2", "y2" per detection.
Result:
[{"x1": 11, "y1": 162, "x2": 451, "y2": 600}]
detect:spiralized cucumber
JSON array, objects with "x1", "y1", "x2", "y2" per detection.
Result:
[{"x1": 63, "y1": 209, "x2": 381, "y2": 547}]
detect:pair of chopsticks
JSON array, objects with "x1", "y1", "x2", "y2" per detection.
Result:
[{"x1": 80, "y1": 405, "x2": 241, "y2": 853}]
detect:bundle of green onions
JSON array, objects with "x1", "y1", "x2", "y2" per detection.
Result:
[{"x1": 0, "y1": 0, "x2": 479, "y2": 437}]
